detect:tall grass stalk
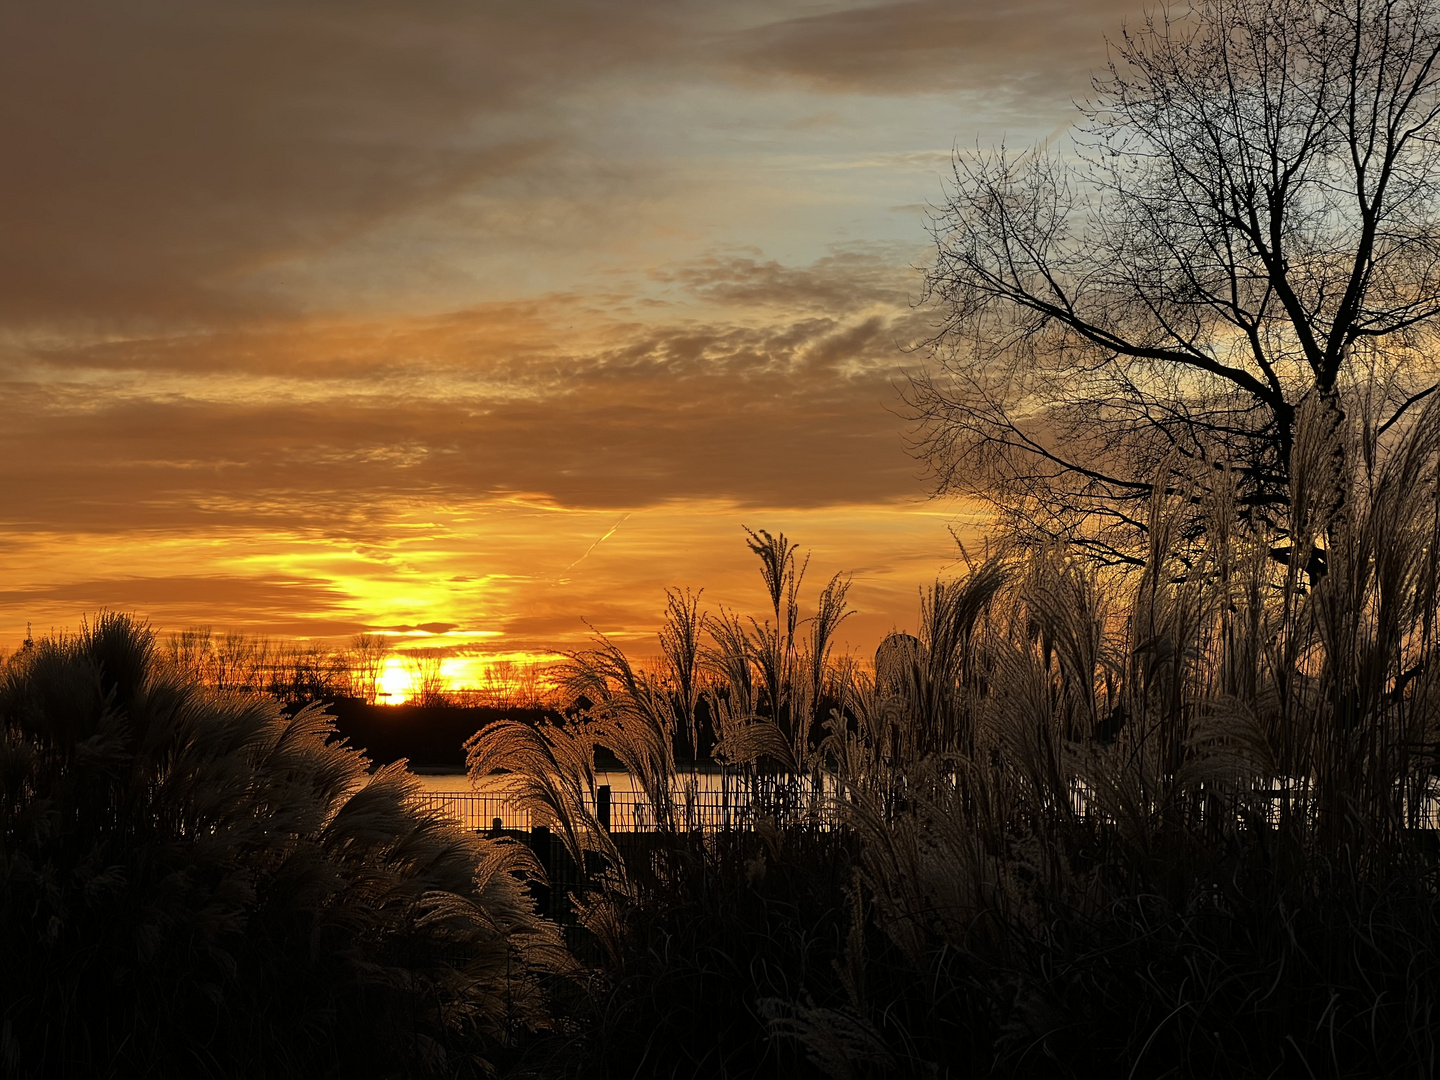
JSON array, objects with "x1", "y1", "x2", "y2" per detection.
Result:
[{"x1": 475, "y1": 401, "x2": 1440, "y2": 1076}]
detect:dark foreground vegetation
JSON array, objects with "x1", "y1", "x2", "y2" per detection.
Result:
[
  {"x1": 473, "y1": 404, "x2": 1440, "y2": 1078},
  {"x1": 5, "y1": 390, "x2": 1437, "y2": 1078},
  {"x1": 0, "y1": 614, "x2": 565, "y2": 1079},
  {"x1": 7, "y1": 0, "x2": 1440, "y2": 1071}
]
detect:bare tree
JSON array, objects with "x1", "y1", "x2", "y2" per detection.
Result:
[
  {"x1": 164, "y1": 626, "x2": 213, "y2": 684},
  {"x1": 267, "y1": 642, "x2": 347, "y2": 703},
  {"x1": 911, "y1": 0, "x2": 1440, "y2": 562},
  {"x1": 405, "y1": 648, "x2": 449, "y2": 707},
  {"x1": 468, "y1": 659, "x2": 552, "y2": 709},
  {"x1": 480, "y1": 659, "x2": 517, "y2": 710},
  {"x1": 349, "y1": 633, "x2": 390, "y2": 705},
  {"x1": 213, "y1": 631, "x2": 269, "y2": 693},
  {"x1": 513, "y1": 663, "x2": 546, "y2": 709}
]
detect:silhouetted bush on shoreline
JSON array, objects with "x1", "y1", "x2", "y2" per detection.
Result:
[
  {"x1": 159, "y1": 626, "x2": 555, "y2": 714},
  {"x1": 0, "y1": 614, "x2": 565, "y2": 1079},
  {"x1": 322, "y1": 697, "x2": 559, "y2": 769}
]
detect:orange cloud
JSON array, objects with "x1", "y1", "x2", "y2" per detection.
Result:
[{"x1": 0, "y1": 0, "x2": 1139, "y2": 658}]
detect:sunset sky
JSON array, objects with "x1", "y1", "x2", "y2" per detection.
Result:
[{"x1": 1, "y1": 0, "x2": 1139, "y2": 679}]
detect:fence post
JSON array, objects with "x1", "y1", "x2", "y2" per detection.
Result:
[{"x1": 597, "y1": 785, "x2": 611, "y2": 832}]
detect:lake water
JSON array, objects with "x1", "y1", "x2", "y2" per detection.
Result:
[{"x1": 410, "y1": 769, "x2": 645, "y2": 796}]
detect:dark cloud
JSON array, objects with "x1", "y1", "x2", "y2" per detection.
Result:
[
  {"x1": 0, "y1": 0, "x2": 1138, "y2": 330},
  {"x1": 0, "y1": 575, "x2": 359, "y2": 636},
  {"x1": 385, "y1": 622, "x2": 460, "y2": 634},
  {"x1": 727, "y1": 0, "x2": 1140, "y2": 99},
  {"x1": 0, "y1": 0, "x2": 687, "y2": 325}
]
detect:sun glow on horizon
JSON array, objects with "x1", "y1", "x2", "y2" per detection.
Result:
[
  {"x1": 378, "y1": 657, "x2": 413, "y2": 704},
  {"x1": 374, "y1": 647, "x2": 562, "y2": 706},
  {"x1": 0, "y1": 497, "x2": 985, "y2": 666}
]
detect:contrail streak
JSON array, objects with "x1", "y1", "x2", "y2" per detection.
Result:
[{"x1": 563, "y1": 513, "x2": 630, "y2": 573}]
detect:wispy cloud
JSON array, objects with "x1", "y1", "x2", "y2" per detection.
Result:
[{"x1": 725, "y1": 0, "x2": 1137, "y2": 99}]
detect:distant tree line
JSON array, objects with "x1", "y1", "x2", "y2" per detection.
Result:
[{"x1": 151, "y1": 626, "x2": 554, "y2": 709}]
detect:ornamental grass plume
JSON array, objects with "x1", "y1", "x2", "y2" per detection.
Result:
[
  {"x1": 785, "y1": 397, "x2": 1440, "y2": 1078},
  {"x1": 0, "y1": 613, "x2": 565, "y2": 1079},
  {"x1": 460, "y1": 399, "x2": 1440, "y2": 1077}
]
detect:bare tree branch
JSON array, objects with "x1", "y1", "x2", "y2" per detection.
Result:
[{"x1": 910, "y1": 0, "x2": 1440, "y2": 557}]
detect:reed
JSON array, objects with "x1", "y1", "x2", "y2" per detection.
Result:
[
  {"x1": 479, "y1": 398, "x2": 1440, "y2": 1077},
  {"x1": 786, "y1": 397, "x2": 1440, "y2": 1077}
]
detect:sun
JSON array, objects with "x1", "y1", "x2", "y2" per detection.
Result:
[{"x1": 378, "y1": 658, "x2": 413, "y2": 705}]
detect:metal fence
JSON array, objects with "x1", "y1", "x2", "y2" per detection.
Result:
[
  {"x1": 416, "y1": 776, "x2": 1440, "y2": 834},
  {"x1": 415, "y1": 778, "x2": 842, "y2": 834},
  {"x1": 415, "y1": 791, "x2": 533, "y2": 832}
]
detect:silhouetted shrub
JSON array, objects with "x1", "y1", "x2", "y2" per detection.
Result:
[{"x1": 0, "y1": 613, "x2": 564, "y2": 1079}]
